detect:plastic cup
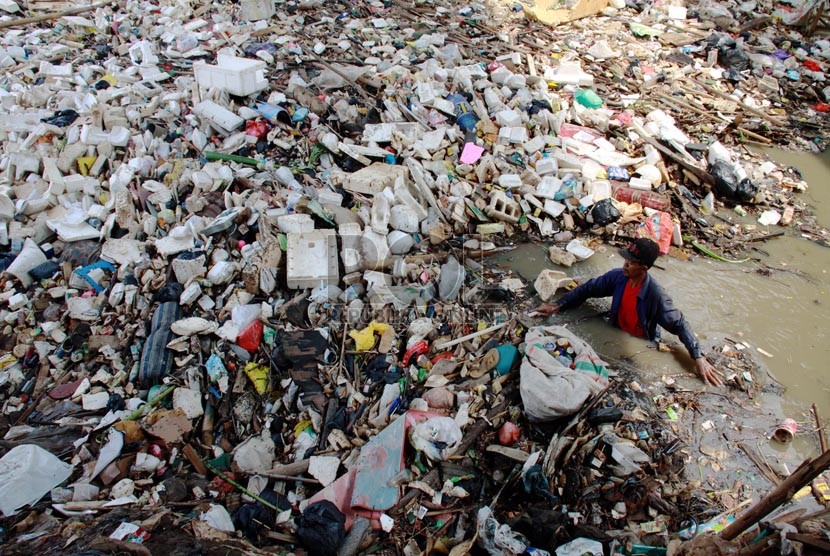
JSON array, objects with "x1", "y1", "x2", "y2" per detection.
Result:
[{"x1": 773, "y1": 418, "x2": 798, "y2": 443}]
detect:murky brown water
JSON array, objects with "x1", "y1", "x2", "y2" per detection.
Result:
[{"x1": 492, "y1": 149, "x2": 830, "y2": 457}]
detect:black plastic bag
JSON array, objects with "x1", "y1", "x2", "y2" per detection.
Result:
[
  {"x1": 41, "y1": 109, "x2": 79, "y2": 127},
  {"x1": 710, "y1": 160, "x2": 757, "y2": 202},
  {"x1": 590, "y1": 198, "x2": 621, "y2": 226},
  {"x1": 718, "y1": 43, "x2": 749, "y2": 71},
  {"x1": 234, "y1": 489, "x2": 291, "y2": 541},
  {"x1": 296, "y1": 501, "x2": 346, "y2": 556}
]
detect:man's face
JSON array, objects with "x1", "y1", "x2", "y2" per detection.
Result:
[{"x1": 622, "y1": 258, "x2": 648, "y2": 280}]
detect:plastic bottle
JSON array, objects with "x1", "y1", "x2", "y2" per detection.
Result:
[
  {"x1": 446, "y1": 93, "x2": 479, "y2": 132},
  {"x1": 612, "y1": 184, "x2": 671, "y2": 211}
]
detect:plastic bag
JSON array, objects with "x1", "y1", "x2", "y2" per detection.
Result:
[
  {"x1": 710, "y1": 160, "x2": 757, "y2": 202},
  {"x1": 237, "y1": 320, "x2": 263, "y2": 352},
  {"x1": 637, "y1": 211, "x2": 673, "y2": 254},
  {"x1": 408, "y1": 416, "x2": 462, "y2": 461},
  {"x1": 477, "y1": 506, "x2": 528, "y2": 555},
  {"x1": 590, "y1": 198, "x2": 621, "y2": 226},
  {"x1": 0, "y1": 444, "x2": 73, "y2": 516},
  {"x1": 519, "y1": 326, "x2": 609, "y2": 422},
  {"x1": 296, "y1": 501, "x2": 346, "y2": 556}
]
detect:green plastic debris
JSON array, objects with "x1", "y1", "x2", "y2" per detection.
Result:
[
  {"x1": 630, "y1": 22, "x2": 662, "y2": 38},
  {"x1": 204, "y1": 151, "x2": 261, "y2": 166}
]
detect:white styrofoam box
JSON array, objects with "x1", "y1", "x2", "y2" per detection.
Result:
[
  {"x1": 193, "y1": 100, "x2": 244, "y2": 133},
  {"x1": 535, "y1": 176, "x2": 561, "y2": 199},
  {"x1": 535, "y1": 157, "x2": 558, "y2": 176},
  {"x1": 194, "y1": 55, "x2": 267, "y2": 97},
  {"x1": 543, "y1": 199, "x2": 567, "y2": 218},
  {"x1": 287, "y1": 229, "x2": 339, "y2": 289},
  {"x1": 240, "y1": 0, "x2": 275, "y2": 21}
]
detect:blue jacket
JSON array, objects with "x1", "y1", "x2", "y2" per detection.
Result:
[{"x1": 555, "y1": 268, "x2": 702, "y2": 360}]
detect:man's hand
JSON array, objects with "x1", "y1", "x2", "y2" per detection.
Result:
[
  {"x1": 695, "y1": 357, "x2": 724, "y2": 387},
  {"x1": 531, "y1": 303, "x2": 560, "y2": 317}
]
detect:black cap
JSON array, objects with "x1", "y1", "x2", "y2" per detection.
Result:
[{"x1": 619, "y1": 238, "x2": 660, "y2": 268}]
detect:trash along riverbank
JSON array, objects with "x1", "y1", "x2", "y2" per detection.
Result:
[{"x1": 0, "y1": 0, "x2": 829, "y2": 554}]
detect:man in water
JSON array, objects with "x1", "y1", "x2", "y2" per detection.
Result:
[{"x1": 533, "y1": 238, "x2": 724, "y2": 386}]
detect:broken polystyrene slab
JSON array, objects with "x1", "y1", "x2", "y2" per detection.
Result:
[
  {"x1": 309, "y1": 456, "x2": 341, "y2": 487},
  {"x1": 544, "y1": 60, "x2": 594, "y2": 87},
  {"x1": 155, "y1": 226, "x2": 195, "y2": 257},
  {"x1": 277, "y1": 213, "x2": 314, "y2": 234},
  {"x1": 0, "y1": 444, "x2": 74, "y2": 516},
  {"x1": 193, "y1": 101, "x2": 244, "y2": 134},
  {"x1": 534, "y1": 269, "x2": 572, "y2": 302},
  {"x1": 343, "y1": 163, "x2": 407, "y2": 196},
  {"x1": 172, "y1": 387, "x2": 204, "y2": 419},
  {"x1": 6, "y1": 239, "x2": 47, "y2": 287},
  {"x1": 101, "y1": 238, "x2": 144, "y2": 266}
]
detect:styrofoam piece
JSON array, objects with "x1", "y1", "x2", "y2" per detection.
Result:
[
  {"x1": 535, "y1": 176, "x2": 561, "y2": 199},
  {"x1": 535, "y1": 158, "x2": 558, "y2": 176},
  {"x1": 339, "y1": 222, "x2": 363, "y2": 274},
  {"x1": 173, "y1": 388, "x2": 204, "y2": 419},
  {"x1": 588, "y1": 180, "x2": 612, "y2": 202},
  {"x1": 543, "y1": 199, "x2": 567, "y2": 218},
  {"x1": 207, "y1": 261, "x2": 238, "y2": 285},
  {"x1": 387, "y1": 230, "x2": 414, "y2": 255},
  {"x1": 370, "y1": 194, "x2": 390, "y2": 233},
  {"x1": 498, "y1": 174, "x2": 523, "y2": 189},
  {"x1": 534, "y1": 269, "x2": 571, "y2": 302},
  {"x1": 180, "y1": 282, "x2": 202, "y2": 305},
  {"x1": 8, "y1": 292, "x2": 28, "y2": 310},
  {"x1": 128, "y1": 41, "x2": 159, "y2": 67},
  {"x1": 363, "y1": 270, "x2": 393, "y2": 292},
  {"x1": 240, "y1": 0, "x2": 276, "y2": 20},
  {"x1": 193, "y1": 100, "x2": 244, "y2": 134},
  {"x1": 390, "y1": 205, "x2": 419, "y2": 232},
  {"x1": 277, "y1": 214, "x2": 314, "y2": 234},
  {"x1": 287, "y1": 229, "x2": 339, "y2": 289},
  {"x1": 194, "y1": 55, "x2": 267, "y2": 97},
  {"x1": 344, "y1": 163, "x2": 406, "y2": 195},
  {"x1": 544, "y1": 61, "x2": 594, "y2": 87},
  {"x1": 361, "y1": 228, "x2": 391, "y2": 268}
]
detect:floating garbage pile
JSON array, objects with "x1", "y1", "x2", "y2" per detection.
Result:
[{"x1": 1, "y1": 0, "x2": 830, "y2": 553}]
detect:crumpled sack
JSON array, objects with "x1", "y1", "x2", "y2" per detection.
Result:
[
  {"x1": 637, "y1": 211, "x2": 674, "y2": 254},
  {"x1": 349, "y1": 321, "x2": 390, "y2": 351},
  {"x1": 520, "y1": 326, "x2": 609, "y2": 422}
]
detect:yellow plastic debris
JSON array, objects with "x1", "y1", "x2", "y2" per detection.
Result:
[
  {"x1": 77, "y1": 156, "x2": 97, "y2": 176},
  {"x1": 244, "y1": 362, "x2": 268, "y2": 394},
  {"x1": 349, "y1": 321, "x2": 391, "y2": 351}
]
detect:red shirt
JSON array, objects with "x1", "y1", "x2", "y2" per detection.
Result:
[{"x1": 618, "y1": 281, "x2": 644, "y2": 337}]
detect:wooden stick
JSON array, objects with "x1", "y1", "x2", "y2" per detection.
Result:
[
  {"x1": 813, "y1": 403, "x2": 827, "y2": 452},
  {"x1": 694, "y1": 80, "x2": 789, "y2": 128},
  {"x1": 433, "y1": 320, "x2": 511, "y2": 351},
  {"x1": 720, "y1": 449, "x2": 830, "y2": 540},
  {"x1": 0, "y1": 0, "x2": 114, "y2": 29}
]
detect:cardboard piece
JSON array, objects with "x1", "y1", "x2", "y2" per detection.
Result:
[{"x1": 525, "y1": 0, "x2": 609, "y2": 26}]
